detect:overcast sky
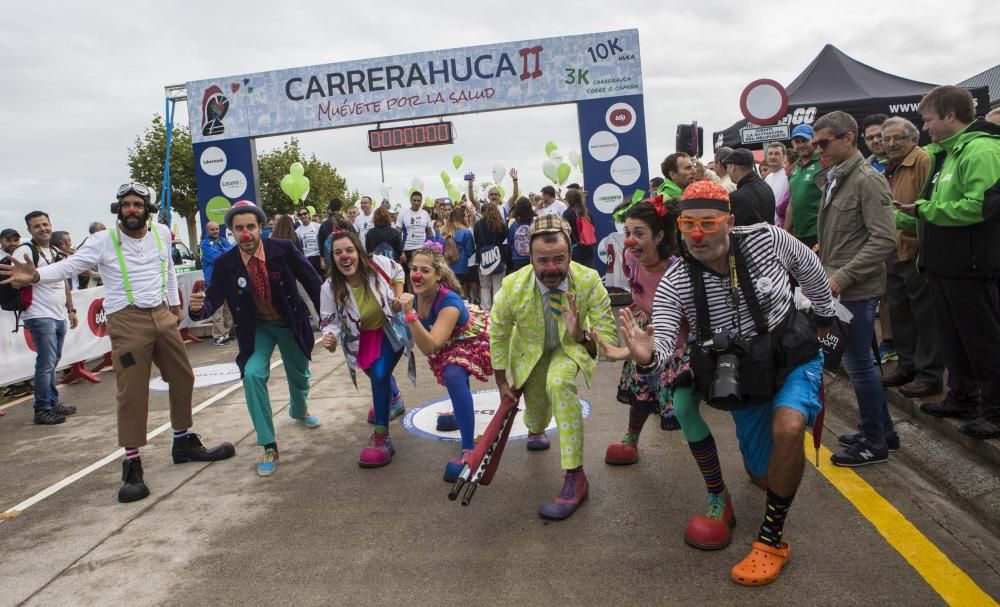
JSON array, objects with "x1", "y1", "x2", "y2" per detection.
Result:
[{"x1": 1, "y1": 0, "x2": 996, "y2": 245}]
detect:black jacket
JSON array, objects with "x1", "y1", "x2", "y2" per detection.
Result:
[
  {"x1": 190, "y1": 238, "x2": 321, "y2": 375},
  {"x1": 730, "y1": 172, "x2": 776, "y2": 227}
]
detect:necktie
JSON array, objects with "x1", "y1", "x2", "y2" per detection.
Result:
[
  {"x1": 249, "y1": 256, "x2": 271, "y2": 303},
  {"x1": 548, "y1": 289, "x2": 563, "y2": 318}
]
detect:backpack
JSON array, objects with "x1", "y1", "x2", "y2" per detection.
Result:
[
  {"x1": 576, "y1": 214, "x2": 597, "y2": 246},
  {"x1": 0, "y1": 245, "x2": 41, "y2": 332},
  {"x1": 443, "y1": 235, "x2": 460, "y2": 264},
  {"x1": 512, "y1": 223, "x2": 531, "y2": 257}
]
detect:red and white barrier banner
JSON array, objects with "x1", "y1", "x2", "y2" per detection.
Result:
[{"x1": 0, "y1": 272, "x2": 208, "y2": 386}]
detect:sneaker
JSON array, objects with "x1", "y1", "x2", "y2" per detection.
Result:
[
  {"x1": 359, "y1": 432, "x2": 395, "y2": 468},
  {"x1": 527, "y1": 432, "x2": 550, "y2": 451},
  {"x1": 171, "y1": 433, "x2": 237, "y2": 464},
  {"x1": 838, "y1": 431, "x2": 900, "y2": 452},
  {"x1": 257, "y1": 448, "x2": 279, "y2": 477},
  {"x1": 830, "y1": 439, "x2": 888, "y2": 467},
  {"x1": 879, "y1": 343, "x2": 899, "y2": 364},
  {"x1": 53, "y1": 403, "x2": 77, "y2": 416},
  {"x1": 213, "y1": 336, "x2": 232, "y2": 346},
  {"x1": 33, "y1": 409, "x2": 66, "y2": 425},
  {"x1": 538, "y1": 468, "x2": 589, "y2": 520},
  {"x1": 366, "y1": 393, "x2": 406, "y2": 424},
  {"x1": 296, "y1": 412, "x2": 321, "y2": 428},
  {"x1": 118, "y1": 457, "x2": 150, "y2": 503}
]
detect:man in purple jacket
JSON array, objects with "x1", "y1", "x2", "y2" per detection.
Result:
[{"x1": 189, "y1": 201, "x2": 322, "y2": 477}]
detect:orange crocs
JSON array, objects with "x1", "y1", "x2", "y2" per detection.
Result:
[{"x1": 730, "y1": 541, "x2": 791, "y2": 586}]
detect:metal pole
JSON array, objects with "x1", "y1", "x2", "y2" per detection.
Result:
[{"x1": 378, "y1": 123, "x2": 385, "y2": 184}]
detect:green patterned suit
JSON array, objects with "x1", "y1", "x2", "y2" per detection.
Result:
[{"x1": 490, "y1": 262, "x2": 617, "y2": 469}]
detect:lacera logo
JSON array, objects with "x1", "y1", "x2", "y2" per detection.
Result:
[{"x1": 88, "y1": 298, "x2": 108, "y2": 337}]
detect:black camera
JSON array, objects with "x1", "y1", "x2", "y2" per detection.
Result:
[{"x1": 694, "y1": 332, "x2": 746, "y2": 410}]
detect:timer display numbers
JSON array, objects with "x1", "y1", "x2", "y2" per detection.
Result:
[{"x1": 368, "y1": 122, "x2": 455, "y2": 151}]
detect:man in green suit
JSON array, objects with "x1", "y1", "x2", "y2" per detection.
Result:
[{"x1": 490, "y1": 214, "x2": 617, "y2": 520}]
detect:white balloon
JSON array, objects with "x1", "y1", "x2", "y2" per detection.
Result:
[
  {"x1": 548, "y1": 150, "x2": 563, "y2": 163},
  {"x1": 542, "y1": 159, "x2": 558, "y2": 183},
  {"x1": 492, "y1": 163, "x2": 506, "y2": 185},
  {"x1": 411, "y1": 177, "x2": 425, "y2": 192},
  {"x1": 379, "y1": 183, "x2": 391, "y2": 199},
  {"x1": 568, "y1": 150, "x2": 581, "y2": 169}
]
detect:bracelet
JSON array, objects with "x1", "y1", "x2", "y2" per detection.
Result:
[
  {"x1": 404, "y1": 311, "x2": 419, "y2": 324},
  {"x1": 68, "y1": 308, "x2": 77, "y2": 313}
]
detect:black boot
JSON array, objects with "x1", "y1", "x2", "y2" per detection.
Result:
[
  {"x1": 118, "y1": 458, "x2": 150, "y2": 503},
  {"x1": 172, "y1": 433, "x2": 236, "y2": 464}
]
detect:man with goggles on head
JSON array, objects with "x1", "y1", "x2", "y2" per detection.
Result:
[
  {"x1": 598, "y1": 181, "x2": 836, "y2": 587},
  {"x1": 0, "y1": 182, "x2": 235, "y2": 504}
]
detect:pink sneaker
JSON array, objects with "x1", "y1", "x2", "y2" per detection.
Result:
[{"x1": 359, "y1": 432, "x2": 395, "y2": 468}]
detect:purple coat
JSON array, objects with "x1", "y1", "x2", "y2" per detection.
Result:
[{"x1": 190, "y1": 237, "x2": 321, "y2": 375}]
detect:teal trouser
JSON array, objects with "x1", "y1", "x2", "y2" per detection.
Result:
[
  {"x1": 243, "y1": 320, "x2": 311, "y2": 446},
  {"x1": 521, "y1": 347, "x2": 584, "y2": 470}
]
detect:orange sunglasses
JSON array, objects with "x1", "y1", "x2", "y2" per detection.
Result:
[{"x1": 676, "y1": 215, "x2": 731, "y2": 235}]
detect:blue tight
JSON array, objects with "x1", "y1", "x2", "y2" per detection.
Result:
[
  {"x1": 364, "y1": 343, "x2": 403, "y2": 428},
  {"x1": 443, "y1": 364, "x2": 476, "y2": 450}
]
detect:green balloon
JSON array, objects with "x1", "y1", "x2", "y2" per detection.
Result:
[
  {"x1": 440, "y1": 170, "x2": 451, "y2": 186},
  {"x1": 306, "y1": 205, "x2": 316, "y2": 216},
  {"x1": 497, "y1": 185, "x2": 506, "y2": 200},
  {"x1": 295, "y1": 175, "x2": 311, "y2": 201},
  {"x1": 545, "y1": 141, "x2": 558, "y2": 156},
  {"x1": 452, "y1": 155, "x2": 463, "y2": 170},
  {"x1": 557, "y1": 162, "x2": 572, "y2": 185},
  {"x1": 290, "y1": 162, "x2": 305, "y2": 177},
  {"x1": 447, "y1": 185, "x2": 461, "y2": 202},
  {"x1": 280, "y1": 174, "x2": 297, "y2": 203}
]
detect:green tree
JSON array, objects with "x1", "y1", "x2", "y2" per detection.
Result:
[
  {"x1": 256, "y1": 138, "x2": 358, "y2": 216},
  {"x1": 127, "y1": 115, "x2": 199, "y2": 248}
]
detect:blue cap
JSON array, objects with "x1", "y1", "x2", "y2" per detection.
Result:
[{"x1": 791, "y1": 124, "x2": 814, "y2": 141}]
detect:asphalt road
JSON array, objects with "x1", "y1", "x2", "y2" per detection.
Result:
[{"x1": 1, "y1": 340, "x2": 998, "y2": 606}]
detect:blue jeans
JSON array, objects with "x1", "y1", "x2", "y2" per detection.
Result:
[
  {"x1": 841, "y1": 298, "x2": 894, "y2": 446},
  {"x1": 23, "y1": 317, "x2": 67, "y2": 413}
]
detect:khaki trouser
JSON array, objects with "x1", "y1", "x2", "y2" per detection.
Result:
[
  {"x1": 107, "y1": 304, "x2": 194, "y2": 447},
  {"x1": 210, "y1": 302, "x2": 233, "y2": 339}
]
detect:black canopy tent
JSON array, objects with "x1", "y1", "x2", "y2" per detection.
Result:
[{"x1": 712, "y1": 44, "x2": 991, "y2": 152}]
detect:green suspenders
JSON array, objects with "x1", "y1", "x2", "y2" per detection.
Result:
[{"x1": 108, "y1": 223, "x2": 166, "y2": 305}]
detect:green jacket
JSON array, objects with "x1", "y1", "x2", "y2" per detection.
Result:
[
  {"x1": 916, "y1": 120, "x2": 1000, "y2": 276},
  {"x1": 657, "y1": 178, "x2": 683, "y2": 201},
  {"x1": 490, "y1": 262, "x2": 617, "y2": 390}
]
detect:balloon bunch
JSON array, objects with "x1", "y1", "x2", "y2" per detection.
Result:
[
  {"x1": 280, "y1": 162, "x2": 310, "y2": 204},
  {"x1": 541, "y1": 141, "x2": 581, "y2": 185}
]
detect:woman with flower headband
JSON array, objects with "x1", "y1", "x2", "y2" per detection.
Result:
[
  {"x1": 320, "y1": 230, "x2": 414, "y2": 468},
  {"x1": 397, "y1": 240, "x2": 493, "y2": 481},
  {"x1": 604, "y1": 195, "x2": 691, "y2": 466}
]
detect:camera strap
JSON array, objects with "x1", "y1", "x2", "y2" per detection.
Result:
[{"x1": 690, "y1": 234, "x2": 768, "y2": 341}]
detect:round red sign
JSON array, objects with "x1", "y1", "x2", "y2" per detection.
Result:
[{"x1": 739, "y1": 79, "x2": 789, "y2": 125}]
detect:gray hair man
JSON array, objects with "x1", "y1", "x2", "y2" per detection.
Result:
[{"x1": 813, "y1": 110, "x2": 897, "y2": 466}]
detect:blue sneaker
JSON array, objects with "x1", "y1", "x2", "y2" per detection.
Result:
[
  {"x1": 297, "y1": 412, "x2": 321, "y2": 428},
  {"x1": 879, "y1": 342, "x2": 898, "y2": 364},
  {"x1": 257, "y1": 448, "x2": 279, "y2": 477}
]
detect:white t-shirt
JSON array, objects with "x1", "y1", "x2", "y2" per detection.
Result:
[
  {"x1": 537, "y1": 200, "x2": 568, "y2": 216},
  {"x1": 395, "y1": 208, "x2": 432, "y2": 251},
  {"x1": 36, "y1": 223, "x2": 180, "y2": 316},
  {"x1": 355, "y1": 212, "x2": 375, "y2": 243},
  {"x1": 765, "y1": 171, "x2": 789, "y2": 221},
  {"x1": 16, "y1": 243, "x2": 67, "y2": 321},
  {"x1": 295, "y1": 222, "x2": 321, "y2": 258}
]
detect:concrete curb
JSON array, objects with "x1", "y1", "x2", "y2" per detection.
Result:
[{"x1": 885, "y1": 387, "x2": 1000, "y2": 469}]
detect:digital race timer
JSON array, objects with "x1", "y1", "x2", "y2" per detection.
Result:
[{"x1": 368, "y1": 122, "x2": 455, "y2": 152}]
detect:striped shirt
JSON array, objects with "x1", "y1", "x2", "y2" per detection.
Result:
[{"x1": 644, "y1": 224, "x2": 836, "y2": 375}]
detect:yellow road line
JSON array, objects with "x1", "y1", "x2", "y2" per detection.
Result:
[{"x1": 806, "y1": 433, "x2": 998, "y2": 607}]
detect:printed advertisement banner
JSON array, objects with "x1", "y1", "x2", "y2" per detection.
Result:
[
  {"x1": 187, "y1": 30, "x2": 642, "y2": 143},
  {"x1": 0, "y1": 273, "x2": 209, "y2": 386}
]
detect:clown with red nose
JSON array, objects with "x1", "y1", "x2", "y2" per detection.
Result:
[{"x1": 189, "y1": 200, "x2": 325, "y2": 478}]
